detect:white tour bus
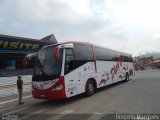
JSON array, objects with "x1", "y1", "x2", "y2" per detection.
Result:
[{"x1": 32, "y1": 42, "x2": 134, "y2": 100}]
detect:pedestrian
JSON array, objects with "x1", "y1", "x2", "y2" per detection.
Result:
[{"x1": 17, "y1": 75, "x2": 24, "y2": 105}]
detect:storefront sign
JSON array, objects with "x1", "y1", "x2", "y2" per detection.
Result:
[{"x1": 0, "y1": 36, "x2": 49, "y2": 53}]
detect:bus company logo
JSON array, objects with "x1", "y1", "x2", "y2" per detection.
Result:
[
  {"x1": 110, "y1": 62, "x2": 119, "y2": 80},
  {"x1": 32, "y1": 80, "x2": 57, "y2": 90},
  {"x1": 99, "y1": 71, "x2": 109, "y2": 85},
  {"x1": 123, "y1": 63, "x2": 128, "y2": 71},
  {"x1": 84, "y1": 66, "x2": 90, "y2": 71},
  {"x1": 67, "y1": 86, "x2": 76, "y2": 93},
  {"x1": 110, "y1": 62, "x2": 128, "y2": 80},
  {"x1": 83, "y1": 64, "x2": 93, "y2": 72},
  {"x1": 110, "y1": 56, "x2": 128, "y2": 80}
]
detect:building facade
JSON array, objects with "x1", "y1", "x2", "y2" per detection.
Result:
[{"x1": 0, "y1": 34, "x2": 57, "y2": 70}]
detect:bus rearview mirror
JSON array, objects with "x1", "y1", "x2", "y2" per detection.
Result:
[{"x1": 54, "y1": 47, "x2": 60, "y2": 61}]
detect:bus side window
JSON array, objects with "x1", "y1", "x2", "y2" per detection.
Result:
[{"x1": 65, "y1": 49, "x2": 74, "y2": 74}]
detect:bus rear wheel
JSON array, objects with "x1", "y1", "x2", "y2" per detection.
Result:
[
  {"x1": 85, "y1": 80, "x2": 96, "y2": 96},
  {"x1": 125, "y1": 73, "x2": 129, "y2": 82}
]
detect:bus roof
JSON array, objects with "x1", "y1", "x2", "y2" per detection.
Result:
[{"x1": 42, "y1": 41, "x2": 132, "y2": 56}]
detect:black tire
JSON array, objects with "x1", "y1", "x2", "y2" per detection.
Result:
[
  {"x1": 85, "y1": 80, "x2": 96, "y2": 96},
  {"x1": 125, "y1": 73, "x2": 129, "y2": 82}
]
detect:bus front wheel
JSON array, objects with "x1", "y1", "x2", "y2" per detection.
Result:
[{"x1": 85, "y1": 80, "x2": 96, "y2": 96}]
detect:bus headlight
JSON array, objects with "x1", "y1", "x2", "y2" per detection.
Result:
[{"x1": 52, "y1": 85, "x2": 63, "y2": 91}]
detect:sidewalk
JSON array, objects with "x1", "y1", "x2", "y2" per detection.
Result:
[
  {"x1": 136, "y1": 69, "x2": 160, "y2": 73},
  {"x1": 0, "y1": 75, "x2": 32, "y2": 98}
]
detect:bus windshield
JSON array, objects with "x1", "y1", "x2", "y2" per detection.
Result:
[{"x1": 32, "y1": 46, "x2": 63, "y2": 81}]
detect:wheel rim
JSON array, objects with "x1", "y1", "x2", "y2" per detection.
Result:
[{"x1": 88, "y1": 83, "x2": 94, "y2": 94}]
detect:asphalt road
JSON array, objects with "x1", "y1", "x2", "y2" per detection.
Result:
[{"x1": 0, "y1": 70, "x2": 160, "y2": 120}]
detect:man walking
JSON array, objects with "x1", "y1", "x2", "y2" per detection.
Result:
[{"x1": 17, "y1": 75, "x2": 24, "y2": 105}]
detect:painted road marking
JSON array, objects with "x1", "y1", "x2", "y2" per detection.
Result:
[
  {"x1": 60, "y1": 109, "x2": 74, "y2": 114},
  {"x1": 21, "y1": 108, "x2": 49, "y2": 120},
  {"x1": 33, "y1": 108, "x2": 49, "y2": 114},
  {"x1": 46, "y1": 110, "x2": 74, "y2": 120},
  {"x1": 87, "y1": 113, "x2": 105, "y2": 120},
  {"x1": 0, "y1": 106, "x2": 15, "y2": 112},
  {"x1": 0, "y1": 95, "x2": 32, "y2": 105},
  {"x1": 94, "y1": 112, "x2": 104, "y2": 114},
  {"x1": 7, "y1": 107, "x2": 29, "y2": 114}
]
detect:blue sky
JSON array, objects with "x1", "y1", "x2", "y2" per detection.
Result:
[{"x1": 0, "y1": 0, "x2": 160, "y2": 56}]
